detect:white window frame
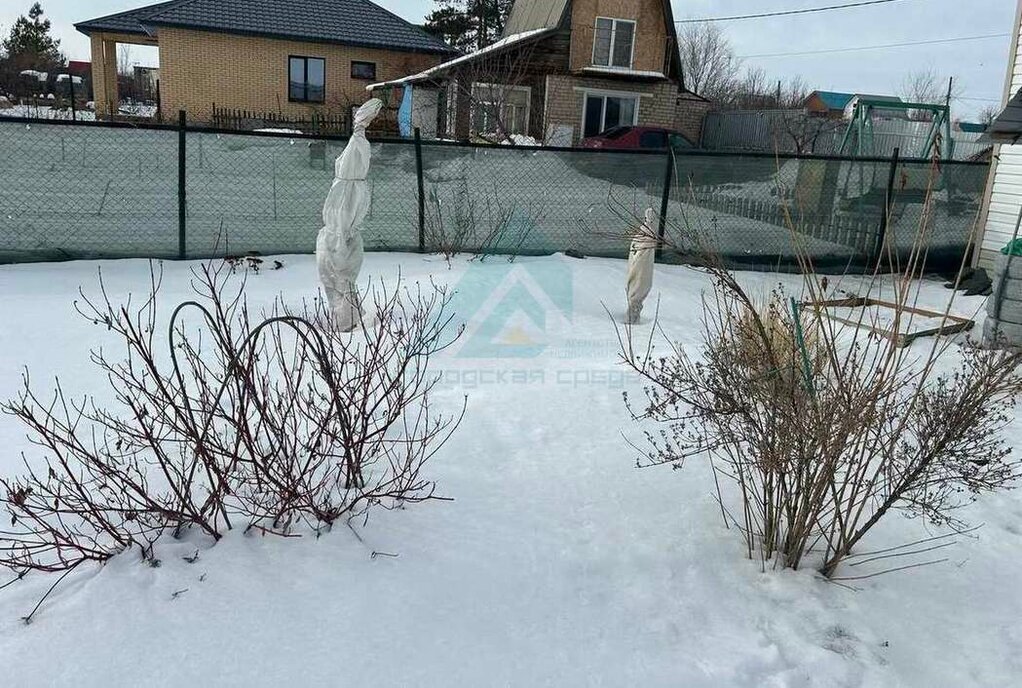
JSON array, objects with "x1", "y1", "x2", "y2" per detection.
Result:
[
  {"x1": 471, "y1": 82, "x2": 532, "y2": 135},
  {"x1": 578, "y1": 88, "x2": 640, "y2": 137},
  {"x1": 591, "y1": 17, "x2": 636, "y2": 70}
]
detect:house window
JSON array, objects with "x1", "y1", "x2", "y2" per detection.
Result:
[
  {"x1": 351, "y1": 61, "x2": 376, "y2": 80},
  {"x1": 592, "y1": 18, "x2": 635, "y2": 69},
  {"x1": 582, "y1": 92, "x2": 637, "y2": 137},
  {"x1": 288, "y1": 56, "x2": 325, "y2": 103},
  {"x1": 470, "y1": 83, "x2": 531, "y2": 135}
]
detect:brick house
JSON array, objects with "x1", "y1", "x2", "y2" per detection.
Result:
[
  {"x1": 368, "y1": 0, "x2": 710, "y2": 145},
  {"x1": 75, "y1": 0, "x2": 457, "y2": 124}
]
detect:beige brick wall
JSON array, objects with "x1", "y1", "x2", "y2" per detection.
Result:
[
  {"x1": 568, "y1": 0, "x2": 669, "y2": 73},
  {"x1": 544, "y1": 74, "x2": 679, "y2": 143},
  {"x1": 157, "y1": 27, "x2": 443, "y2": 121},
  {"x1": 674, "y1": 93, "x2": 710, "y2": 144}
]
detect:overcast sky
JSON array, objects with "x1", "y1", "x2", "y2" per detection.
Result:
[{"x1": 0, "y1": 0, "x2": 1014, "y2": 119}]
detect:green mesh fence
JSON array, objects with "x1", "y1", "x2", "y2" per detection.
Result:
[
  {"x1": 0, "y1": 118, "x2": 990, "y2": 273},
  {"x1": 0, "y1": 120, "x2": 178, "y2": 262}
]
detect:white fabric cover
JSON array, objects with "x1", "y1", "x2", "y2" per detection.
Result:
[
  {"x1": 626, "y1": 208, "x2": 657, "y2": 324},
  {"x1": 316, "y1": 98, "x2": 383, "y2": 330}
]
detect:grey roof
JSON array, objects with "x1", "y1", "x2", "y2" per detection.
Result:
[
  {"x1": 852, "y1": 94, "x2": 905, "y2": 104},
  {"x1": 76, "y1": 0, "x2": 458, "y2": 55},
  {"x1": 503, "y1": 0, "x2": 569, "y2": 34},
  {"x1": 74, "y1": 0, "x2": 181, "y2": 36}
]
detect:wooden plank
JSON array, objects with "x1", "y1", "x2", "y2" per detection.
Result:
[
  {"x1": 803, "y1": 295, "x2": 975, "y2": 346},
  {"x1": 897, "y1": 320, "x2": 974, "y2": 347}
]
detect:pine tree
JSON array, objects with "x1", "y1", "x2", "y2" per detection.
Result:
[
  {"x1": 2, "y1": 3, "x2": 64, "y2": 72},
  {"x1": 424, "y1": 0, "x2": 515, "y2": 52}
]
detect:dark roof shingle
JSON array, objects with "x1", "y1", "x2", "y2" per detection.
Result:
[
  {"x1": 77, "y1": 0, "x2": 457, "y2": 54},
  {"x1": 74, "y1": 0, "x2": 184, "y2": 36}
]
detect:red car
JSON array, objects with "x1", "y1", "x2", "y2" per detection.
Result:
[{"x1": 580, "y1": 126, "x2": 695, "y2": 151}]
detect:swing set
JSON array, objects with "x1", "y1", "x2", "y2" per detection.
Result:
[{"x1": 836, "y1": 99, "x2": 953, "y2": 206}]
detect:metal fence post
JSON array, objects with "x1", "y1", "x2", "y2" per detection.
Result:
[
  {"x1": 414, "y1": 127, "x2": 425, "y2": 253},
  {"x1": 873, "y1": 146, "x2": 899, "y2": 267},
  {"x1": 656, "y1": 146, "x2": 675, "y2": 261},
  {"x1": 178, "y1": 110, "x2": 187, "y2": 260}
]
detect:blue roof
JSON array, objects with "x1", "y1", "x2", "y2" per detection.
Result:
[{"x1": 813, "y1": 91, "x2": 854, "y2": 110}]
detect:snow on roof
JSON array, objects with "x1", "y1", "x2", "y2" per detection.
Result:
[
  {"x1": 19, "y1": 70, "x2": 48, "y2": 81},
  {"x1": 366, "y1": 27, "x2": 556, "y2": 91},
  {"x1": 56, "y1": 75, "x2": 84, "y2": 84},
  {"x1": 581, "y1": 66, "x2": 665, "y2": 79}
]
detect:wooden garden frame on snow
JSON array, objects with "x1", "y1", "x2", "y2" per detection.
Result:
[{"x1": 804, "y1": 296, "x2": 975, "y2": 348}]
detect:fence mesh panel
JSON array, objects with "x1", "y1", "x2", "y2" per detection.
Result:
[
  {"x1": 0, "y1": 120, "x2": 178, "y2": 262},
  {"x1": 183, "y1": 133, "x2": 420, "y2": 257},
  {"x1": 420, "y1": 143, "x2": 665, "y2": 258},
  {"x1": 664, "y1": 153, "x2": 987, "y2": 272},
  {"x1": 0, "y1": 118, "x2": 990, "y2": 274}
]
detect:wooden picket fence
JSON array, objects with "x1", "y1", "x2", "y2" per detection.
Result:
[
  {"x1": 688, "y1": 185, "x2": 876, "y2": 253},
  {"x1": 210, "y1": 103, "x2": 352, "y2": 135}
]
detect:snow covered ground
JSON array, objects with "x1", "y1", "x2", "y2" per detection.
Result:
[
  {"x1": 0, "y1": 253, "x2": 1020, "y2": 687},
  {"x1": 0, "y1": 104, "x2": 97, "y2": 121}
]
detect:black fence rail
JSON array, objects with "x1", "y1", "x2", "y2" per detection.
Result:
[{"x1": 0, "y1": 112, "x2": 991, "y2": 273}]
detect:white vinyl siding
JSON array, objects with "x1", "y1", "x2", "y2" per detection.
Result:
[{"x1": 980, "y1": 3, "x2": 1022, "y2": 261}]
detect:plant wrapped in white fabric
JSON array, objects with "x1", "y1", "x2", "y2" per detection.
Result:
[
  {"x1": 317, "y1": 98, "x2": 383, "y2": 331},
  {"x1": 626, "y1": 207, "x2": 657, "y2": 324}
]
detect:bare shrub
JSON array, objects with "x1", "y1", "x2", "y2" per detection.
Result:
[
  {"x1": 1, "y1": 261, "x2": 464, "y2": 578},
  {"x1": 425, "y1": 180, "x2": 478, "y2": 265},
  {"x1": 424, "y1": 178, "x2": 541, "y2": 264},
  {"x1": 618, "y1": 157, "x2": 1022, "y2": 579}
]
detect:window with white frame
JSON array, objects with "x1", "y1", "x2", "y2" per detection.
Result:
[
  {"x1": 592, "y1": 17, "x2": 635, "y2": 69},
  {"x1": 470, "y1": 83, "x2": 531, "y2": 135},
  {"x1": 582, "y1": 92, "x2": 638, "y2": 137}
]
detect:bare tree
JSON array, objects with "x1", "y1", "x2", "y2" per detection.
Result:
[
  {"x1": 724, "y1": 70, "x2": 809, "y2": 111},
  {"x1": 445, "y1": 41, "x2": 537, "y2": 143},
  {"x1": 116, "y1": 44, "x2": 132, "y2": 77},
  {"x1": 677, "y1": 22, "x2": 742, "y2": 103},
  {"x1": 977, "y1": 104, "x2": 999, "y2": 126},
  {"x1": 774, "y1": 110, "x2": 843, "y2": 154},
  {"x1": 900, "y1": 69, "x2": 961, "y2": 120},
  {"x1": 114, "y1": 44, "x2": 141, "y2": 106}
]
